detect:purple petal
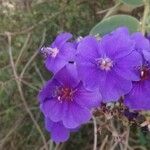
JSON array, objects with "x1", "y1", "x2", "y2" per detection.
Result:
[
  {"x1": 44, "y1": 118, "x2": 70, "y2": 143},
  {"x1": 77, "y1": 35, "x2": 99, "y2": 59},
  {"x1": 114, "y1": 51, "x2": 142, "y2": 81},
  {"x1": 99, "y1": 28, "x2": 134, "y2": 59},
  {"x1": 76, "y1": 55, "x2": 100, "y2": 89},
  {"x1": 38, "y1": 80, "x2": 59, "y2": 103},
  {"x1": 51, "y1": 122, "x2": 70, "y2": 143},
  {"x1": 111, "y1": 27, "x2": 130, "y2": 35},
  {"x1": 54, "y1": 66, "x2": 79, "y2": 88},
  {"x1": 125, "y1": 80, "x2": 150, "y2": 110},
  {"x1": 99, "y1": 70, "x2": 132, "y2": 102},
  {"x1": 45, "y1": 117, "x2": 53, "y2": 132},
  {"x1": 45, "y1": 42, "x2": 77, "y2": 73},
  {"x1": 143, "y1": 50, "x2": 150, "y2": 62},
  {"x1": 63, "y1": 102, "x2": 91, "y2": 128},
  {"x1": 131, "y1": 32, "x2": 150, "y2": 50},
  {"x1": 74, "y1": 83, "x2": 101, "y2": 108},
  {"x1": 132, "y1": 32, "x2": 150, "y2": 62},
  {"x1": 45, "y1": 55, "x2": 67, "y2": 73},
  {"x1": 59, "y1": 42, "x2": 76, "y2": 61},
  {"x1": 52, "y1": 32, "x2": 72, "y2": 49},
  {"x1": 40, "y1": 100, "x2": 68, "y2": 122}
]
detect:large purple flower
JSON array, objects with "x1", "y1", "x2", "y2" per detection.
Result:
[
  {"x1": 40, "y1": 32, "x2": 76, "y2": 73},
  {"x1": 131, "y1": 32, "x2": 150, "y2": 62},
  {"x1": 76, "y1": 27, "x2": 142, "y2": 102},
  {"x1": 124, "y1": 62, "x2": 150, "y2": 110},
  {"x1": 38, "y1": 66, "x2": 101, "y2": 128}
]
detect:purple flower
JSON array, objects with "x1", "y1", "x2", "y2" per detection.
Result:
[
  {"x1": 76, "y1": 27, "x2": 142, "y2": 102},
  {"x1": 131, "y1": 32, "x2": 150, "y2": 62},
  {"x1": 124, "y1": 63, "x2": 150, "y2": 110},
  {"x1": 40, "y1": 32, "x2": 76, "y2": 73},
  {"x1": 124, "y1": 32, "x2": 150, "y2": 110},
  {"x1": 38, "y1": 66, "x2": 101, "y2": 128},
  {"x1": 45, "y1": 118, "x2": 70, "y2": 143}
]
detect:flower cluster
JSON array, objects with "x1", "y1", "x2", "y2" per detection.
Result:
[{"x1": 38, "y1": 27, "x2": 150, "y2": 143}]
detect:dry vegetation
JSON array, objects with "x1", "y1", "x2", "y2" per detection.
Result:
[{"x1": 0, "y1": 0, "x2": 150, "y2": 150}]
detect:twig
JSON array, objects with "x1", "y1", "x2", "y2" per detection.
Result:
[
  {"x1": 103, "y1": 2, "x2": 121, "y2": 19},
  {"x1": 110, "y1": 142, "x2": 118, "y2": 150},
  {"x1": 19, "y1": 78, "x2": 40, "y2": 91},
  {"x1": 141, "y1": 0, "x2": 150, "y2": 34},
  {"x1": 119, "y1": 143, "x2": 124, "y2": 150},
  {"x1": 15, "y1": 33, "x2": 31, "y2": 67},
  {"x1": 6, "y1": 32, "x2": 48, "y2": 150},
  {"x1": 19, "y1": 28, "x2": 46, "y2": 79},
  {"x1": 19, "y1": 51, "x2": 39, "y2": 78},
  {"x1": 40, "y1": 140, "x2": 51, "y2": 150},
  {"x1": 124, "y1": 127, "x2": 130, "y2": 150},
  {"x1": 57, "y1": 143, "x2": 65, "y2": 150},
  {"x1": 92, "y1": 116, "x2": 98, "y2": 150},
  {"x1": 54, "y1": 144, "x2": 60, "y2": 150},
  {"x1": 34, "y1": 63, "x2": 45, "y2": 84},
  {"x1": 96, "y1": 8, "x2": 111, "y2": 15},
  {"x1": 99, "y1": 135, "x2": 108, "y2": 150},
  {"x1": 49, "y1": 140, "x2": 54, "y2": 150}
]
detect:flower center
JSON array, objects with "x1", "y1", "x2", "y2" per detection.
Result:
[
  {"x1": 97, "y1": 57, "x2": 113, "y2": 71},
  {"x1": 41, "y1": 47, "x2": 59, "y2": 58},
  {"x1": 57, "y1": 87, "x2": 74, "y2": 102},
  {"x1": 140, "y1": 67, "x2": 150, "y2": 80}
]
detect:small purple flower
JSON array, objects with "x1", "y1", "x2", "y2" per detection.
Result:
[
  {"x1": 131, "y1": 32, "x2": 150, "y2": 62},
  {"x1": 40, "y1": 32, "x2": 76, "y2": 73},
  {"x1": 38, "y1": 66, "x2": 101, "y2": 128},
  {"x1": 76, "y1": 27, "x2": 142, "y2": 102},
  {"x1": 124, "y1": 63, "x2": 150, "y2": 110},
  {"x1": 45, "y1": 118, "x2": 70, "y2": 143}
]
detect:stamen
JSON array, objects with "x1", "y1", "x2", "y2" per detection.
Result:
[
  {"x1": 97, "y1": 57, "x2": 113, "y2": 71},
  {"x1": 56, "y1": 87, "x2": 74, "y2": 102},
  {"x1": 140, "y1": 67, "x2": 150, "y2": 80},
  {"x1": 40, "y1": 47, "x2": 59, "y2": 58}
]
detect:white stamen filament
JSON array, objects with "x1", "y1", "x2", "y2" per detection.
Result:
[{"x1": 141, "y1": 70, "x2": 144, "y2": 77}]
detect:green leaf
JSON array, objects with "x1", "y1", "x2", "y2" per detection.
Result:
[
  {"x1": 121, "y1": 0, "x2": 143, "y2": 6},
  {"x1": 90, "y1": 15, "x2": 140, "y2": 36}
]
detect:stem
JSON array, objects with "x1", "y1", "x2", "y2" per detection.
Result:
[
  {"x1": 124, "y1": 127, "x2": 130, "y2": 150},
  {"x1": 141, "y1": 0, "x2": 150, "y2": 34},
  {"x1": 6, "y1": 32, "x2": 48, "y2": 150},
  {"x1": 92, "y1": 116, "x2": 98, "y2": 150},
  {"x1": 103, "y1": 2, "x2": 121, "y2": 19}
]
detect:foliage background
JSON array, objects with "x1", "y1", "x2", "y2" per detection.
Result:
[{"x1": 0, "y1": 0, "x2": 150, "y2": 150}]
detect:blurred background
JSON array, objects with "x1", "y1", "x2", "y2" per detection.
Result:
[{"x1": 0, "y1": 0, "x2": 150, "y2": 150}]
